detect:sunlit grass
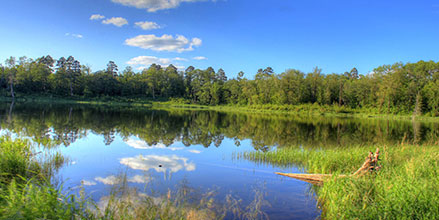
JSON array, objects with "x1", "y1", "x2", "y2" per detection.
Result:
[
  {"x1": 0, "y1": 136, "x2": 89, "y2": 219},
  {"x1": 0, "y1": 180, "x2": 92, "y2": 219},
  {"x1": 0, "y1": 137, "x2": 41, "y2": 185},
  {"x1": 237, "y1": 145, "x2": 439, "y2": 219}
]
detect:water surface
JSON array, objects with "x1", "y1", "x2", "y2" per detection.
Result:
[{"x1": 1, "y1": 103, "x2": 438, "y2": 219}]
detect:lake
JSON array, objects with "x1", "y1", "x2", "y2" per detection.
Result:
[{"x1": 1, "y1": 102, "x2": 438, "y2": 219}]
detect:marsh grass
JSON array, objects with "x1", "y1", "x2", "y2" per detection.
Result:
[
  {"x1": 0, "y1": 137, "x2": 42, "y2": 185},
  {"x1": 237, "y1": 145, "x2": 439, "y2": 219},
  {"x1": 0, "y1": 136, "x2": 90, "y2": 219},
  {"x1": 0, "y1": 180, "x2": 93, "y2": 219},
  {"x1": 0, "y1": 137, "x2": 67, "y2": 185}
]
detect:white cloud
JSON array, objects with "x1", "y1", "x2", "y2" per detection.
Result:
[
  {"x1": 191, "y1": 38, "x2": 202, "y2": 46},
  {"x1": 136, "y1": 66, "x2": 147, "y2": 71},
  {"x1": 90, "y1": 14, "x2": 105, "y2": 20},
  {"x1": 102, "y1": 17, "x2": 129, "y2": 27},
  {"x1": 112, "y1": 0, "x2": 210, "y2": 12},
  {"x1": 127, "y1": 56, "x2": 171, "y2": 69},
  {"x1": 126, "y1": 138, "x2": 168, "y2": 149},
  {"x1": 95, "y1": 175, "x2": 121, "y2": 185},
  {"x1": 135, "y1": 21, "x2": 161, "y2": 30},
  {"x1": 125, "y1": 138, "x2": 183, "y2": 151},
  {"x1": 94, "y1": 175, "x2": 152, "y2": 185},
  {"x1": 120, "y1": 155, "x2": 196, "y2": 174},
  {"x1": 193, "y1": 56, "x2": 207, "y2": 60},
  {"x1": 174, "y1": 57, "x2": 188, "y2": 61},
  {"x1": 174, "y1": 65, "x2": 186, "y2": 70},
  {"x1": 188, "y1": 149, "x2": 201, "y2": 154},
  {"x1": 128, "y1": 175, "x2": 151, "y2": 184},
  {"x1": 188, "y1": 149, "x2": 202, "y2": 154},
  {"x1": 81, "y1": 180, "x2": 97, "y2": 186},
  {"x1": 126, "y1": 56, "x2": 187, "y2": 70},
  {"x1": 125, "y1": 34, "x2": 202, "y2": 52},
  {"x1": 65, "y1": 33, "x2": 83, "y2": 39}
]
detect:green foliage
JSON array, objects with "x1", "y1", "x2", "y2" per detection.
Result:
[
  {"x1": 0, "y1": 137, "x2": 272, "y2": 220},
  {"x1": 0, "y1": 137, "x2": 92, "y2": 219},
  {"x1": 237, "y1": 146, "x2": 368, "y2": 173},
  {"x1": 0, "y1": 180, "x2": 92, "y2": 220},
  {"x1": 3, "y1": 55, "x2": 439, "y2": 115},
  {"x1": 3, "y1": 102, "x2": 439, "y2": 151},
  {"x1": 0, "y1": 137, "x2": 39, "y2": 185},
  {"x1": 237, "y1": 145, "x2": 439, "y2": 219}
]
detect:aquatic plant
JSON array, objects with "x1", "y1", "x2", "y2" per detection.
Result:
[{"x1": 237, "y1": 145, "x2": 439, "y2": 219}]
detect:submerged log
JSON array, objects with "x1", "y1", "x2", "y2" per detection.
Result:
[{"x1": 276, "y1": 148, "x2": 380, "y2": 185}]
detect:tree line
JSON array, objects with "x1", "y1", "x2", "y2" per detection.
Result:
[{"x1": 1, "y1": 55, "x2": 439, "y2": 115}]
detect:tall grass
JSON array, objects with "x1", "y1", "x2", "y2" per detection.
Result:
[
  {"x1": 0, "y1": 137, "x2": 66, "y2": 185},
  {"x1": 0, "y1": 137, "x2": 41, "y2": 185},
  {"x1": 0, "y1": 180, "x2": 93, "y2": 219},
  {"x1": 0, "y1": 136, "x2": 91, "y2": 219},
  {"x1": 236, "y1": 146, "x2": 371, "y2": 173},
  {"x1": 237, "y1": 145, "x2": 439, "y2": 219}
]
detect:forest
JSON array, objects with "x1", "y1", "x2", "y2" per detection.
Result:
[{"x1": 1, "y1": 55, "x2": 439, "y2": 116}]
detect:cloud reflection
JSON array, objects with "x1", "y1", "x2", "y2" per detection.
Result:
[
  {"x1": 95, "y1": 175, "x2": 121, "y2": 185},
  {"x1": 120, "y1": 155, "x2": 196, "y2": 174},
  {"x1": 93, "y1": 174, "x2": 152, "y2": 185},
  {"x1": 128, "y1": 175, "x2": 152, "y2": 184},
  {"x1": 81, "y1": 180, "x2": 97, "y2": 186},
  {"x1": 125, "y1": 138, "x2": 183, "y2": 151}
]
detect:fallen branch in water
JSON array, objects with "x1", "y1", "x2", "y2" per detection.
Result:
[{"x1": 275, "y1": 148, "x2": 380, "y2": 185}]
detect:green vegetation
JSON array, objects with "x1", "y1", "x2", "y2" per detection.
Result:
[
  {"x1": 237, "y1": 145, "x2": 439, "y2": 219},
  {"x1": 0, "y1": 136, "x2": 271, "y2": 219},
  {"x1": 94, "y1": 177, "x2": 271, "y2": 220},
  {"x1": 2, "y1": 55, "x2": 439, "y2": 116},
  {"x1": 0, "y1": 136, "x2": 91, "y2": 219},
  {"x1": 177, "y1": 103, "x2": 439, "y2": 122},
  {"x1": 0, "y1": 137, "x2": 196, "y2": 219},
  {"x1": 3, "y1": 102, "x2": 439, "y2": 151}
]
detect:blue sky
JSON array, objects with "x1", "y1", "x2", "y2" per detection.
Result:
[{"x1": 1, "y1": 0, "x2": 438, "y2": 78}]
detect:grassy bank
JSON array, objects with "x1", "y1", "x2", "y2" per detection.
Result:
[
  {"x1": 153, "y1": 102, "x2": 439, "y2": 124},
  {"x1": 3, "y1": 94, "x2": 438, "y2": 122},
  {"x1": 0, "y1": 136, "x2": 91, "y2": 219},
  {"x1": 0, "y1": 94, "x2": 156, "y2": 107},
  {"x1": 237, "y1": 145, "x2": 439, "y2": 219}
]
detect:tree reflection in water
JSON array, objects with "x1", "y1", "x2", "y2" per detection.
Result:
[{"x1": 1, "y1": 102, "x2": 438, "y2": 151}]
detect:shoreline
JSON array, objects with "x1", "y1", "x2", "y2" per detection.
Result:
[{"x1": 1, "y1": 95, "x2": 438, "y2": 122}]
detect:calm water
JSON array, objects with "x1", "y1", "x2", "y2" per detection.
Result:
[{"x1": 1, "y1": 102, "x2": 438, "y2": 219}]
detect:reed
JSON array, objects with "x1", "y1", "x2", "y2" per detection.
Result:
[{"x1": 237, "y1": 145, "x2": 439, "y2": 219}]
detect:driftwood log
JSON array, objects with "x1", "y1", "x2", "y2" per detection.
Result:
[{"x1": 275, "y1": 148, "x2": 380, "y2": 185}]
